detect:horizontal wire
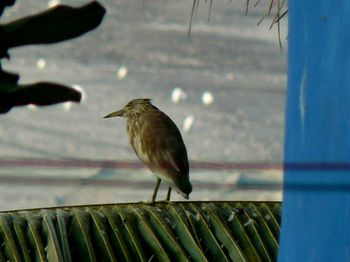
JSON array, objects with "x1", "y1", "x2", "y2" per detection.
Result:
[
  {"x1": 1, "y1": 158, "x2": 350, "y2": 191},
  {"x1": 0, "y1": 174, "x2": 282, "y2": 190},
  {"x1": 2, "y1": 158, "x2": 350, "y2": 171}
]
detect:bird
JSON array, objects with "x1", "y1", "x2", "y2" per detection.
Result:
[{"x1": 104, "y1": 98, "x2": 192, "y2": 202}]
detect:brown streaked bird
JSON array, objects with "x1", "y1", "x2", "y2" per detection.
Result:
[{"x1": 104, "y1": 98, "x2": 192, "y2": 202}]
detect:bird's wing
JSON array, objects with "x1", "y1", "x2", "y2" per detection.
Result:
[
  {"x1": 162, "y1": 136, "x2": 189, "y2": 175},
  {"x1": 138, "y1": 110, "x2": 189, "y2": 176}
]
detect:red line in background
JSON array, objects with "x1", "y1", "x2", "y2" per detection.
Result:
[
  {"x1": 2, "y1": 158, "x2": 350, "y2": 171},
  {"x1": 0, "y1": 158, "x2": 283, "y2": 189}
]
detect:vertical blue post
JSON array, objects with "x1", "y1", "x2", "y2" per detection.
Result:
[{"x1": 279, "y1": 1, "x2": 350, "y2": 261}]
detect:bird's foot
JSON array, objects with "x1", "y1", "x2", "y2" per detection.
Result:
[
  {"x1": 140, "y1": 199, "x2": 171, "y2": 206},
  {"x1": 154, "y1": 200, "x2": 172, "y2": 205},
  {"x1": 139, "y1": 199, "x2": 157, "y2": 205}
]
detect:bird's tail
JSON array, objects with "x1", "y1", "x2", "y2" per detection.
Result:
[{"x1": 173, "y1": 176, "x2": 192, "y2": 199}]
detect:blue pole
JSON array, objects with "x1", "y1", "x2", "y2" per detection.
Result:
[{"x1": 279, "y1": 1, "x2": 350, "y2": 261}]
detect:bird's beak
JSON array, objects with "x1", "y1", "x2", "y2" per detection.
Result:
[{"x1": 103, "y1": 109, "x2": 124, "y2": 118}]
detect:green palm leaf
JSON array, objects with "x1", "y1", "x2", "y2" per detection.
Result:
[{"x1": 0, "y1": 202, "x2": 281, "y2": 261}]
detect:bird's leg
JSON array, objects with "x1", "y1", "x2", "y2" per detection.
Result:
[
  {"x1": 165, "y1": 187, "x2": 172, "y2": 201},
  {"x1": 151, "y1": 177, "x2": 161, "y2": 203}
]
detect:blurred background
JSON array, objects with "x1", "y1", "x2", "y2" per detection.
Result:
[{"x1": 0, "y1": 0, "x2": 287, "y2": 210}]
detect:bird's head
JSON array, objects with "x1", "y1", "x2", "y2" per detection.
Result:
[{"x1": 104, "y1": 98, "x2": 156, "y2": 119}]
